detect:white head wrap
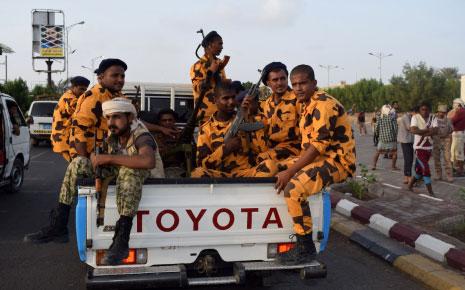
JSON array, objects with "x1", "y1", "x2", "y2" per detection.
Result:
[
  {"x1": 381, "y1": 104, "x2": 391, "y2": 116},
  {"x1": 102, "y1": 97, "x2": 137, "y2": 118},
  {"x1": 453, "y1": 98, "x2": 464, "y2": 109}
]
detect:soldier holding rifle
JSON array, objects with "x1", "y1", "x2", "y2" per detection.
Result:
[{"x1": 24, "y1": 59, "x2": 129, "y2": 248}]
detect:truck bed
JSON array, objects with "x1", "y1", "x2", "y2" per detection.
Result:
[{"x1": 77, "y1": 177, "x2": 330, "y2": 288}]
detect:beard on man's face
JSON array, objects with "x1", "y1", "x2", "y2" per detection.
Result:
[{"x1": 109, "y1": 124, "x2": 130, "y2": 136}]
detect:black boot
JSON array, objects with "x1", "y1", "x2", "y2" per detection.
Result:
[
  {"x1": 277, "y1": 234, "x2": 317, "y2": 265},
  {"x1": 103, "y1": 216, "x2": 133, "y2": 265},
  {"x1": 24, "y1": 203, "x2": 70, "y2": 244}
]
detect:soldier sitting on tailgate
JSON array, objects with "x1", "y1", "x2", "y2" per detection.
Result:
[
  {"x1": 191, "y1": 82, "x2": 277, "y2": 178},
  {"x1": 90, "y1": 97, "x2": 158, "y2": 264}
]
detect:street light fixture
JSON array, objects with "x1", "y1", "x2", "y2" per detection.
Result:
[
  {"x1": 319, "y1": 65, "x2": 343, "y2": 88},
  {"x1": 66, "y1": 20, "x2": 85, "y2": 82},
  {"x1": 0, "y1": 43, "x2": 14, "y2": 83},
  {"x1": 82, "y1": 55, "x2": 103, "y2": 83},
  {"x1": 368, "y1": 52, "x2": 393, "y2": 83}
]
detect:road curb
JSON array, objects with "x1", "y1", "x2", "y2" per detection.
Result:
[
  {"x1": 330, "y1": 212, "x2": 465, "y2": 290},
  {"x1": 330, "y1": 194, "x2": 465, "y2": 274},
  {"x1": 393, "y1": 254, "x2": 465, "y2": 290}
]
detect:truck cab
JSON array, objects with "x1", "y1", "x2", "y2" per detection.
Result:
[
  {"x1": 77, "y1": 178, "x2": 330, "y2": 289},
  {"x1": 0, "y1": 93, "x2": 30, "y2": 192}
]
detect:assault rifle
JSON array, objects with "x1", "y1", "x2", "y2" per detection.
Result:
[
  {"x1": 223, "y1": 69, "x2": 265, "y2": 142},
  {"x1": 177, "y1": 56, "x2": 230, "y2": 145},
  {"x1": 94, "y1": 131, "x2": 105, "y2": 227}
]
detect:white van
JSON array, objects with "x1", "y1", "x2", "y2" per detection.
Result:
[
  {"x1": 0, "y1": 93, "x2": 30, "y2": 192},
  {"x1": 122, "y1": 82, "x2": 194, "y2": 126},
  {"x1": 27, "y1": 100, "x2": 58, "y2": 146}
]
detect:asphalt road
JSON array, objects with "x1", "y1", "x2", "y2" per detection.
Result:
[{"x1": 0, "y1": 145, "x2": 426, "y2": 290}]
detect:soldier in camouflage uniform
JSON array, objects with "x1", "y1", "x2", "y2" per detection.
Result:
[
  {"x1": 95, "y1": 97, "x2": 156, "y2": 264},
  {"x1": 191, "y1": 83, "x2": 277, "y2": 178},
  {"x1": 51, "y1": 76, "x2": 90, "y2": 162},
  {"x1": 255, "y1": 62, "x2": 301, "y2": 167},
  {"x1": 433, "y1": 104, "x2": 453, "y2": 182},
  {"x1": 190, "y1": 31, "x2": 230, "y2": 125},
  {"x1": 274, "y1": 65, "x2": 356, "y2": 265},
  {"x1": 25, "y1": 59, "x2": 128, "y2": 246}
]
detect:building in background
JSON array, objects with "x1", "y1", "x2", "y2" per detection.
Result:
[{"x1": 461, "y1": 75, "x2": 465, "y2": 102}]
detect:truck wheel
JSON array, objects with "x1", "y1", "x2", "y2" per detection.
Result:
[
  {"x1": 8, "y1": 158, "x2": 24, "y2": 193},
  {"x1": 31, "y1": 138, "x2": 38, "y2": 147}
]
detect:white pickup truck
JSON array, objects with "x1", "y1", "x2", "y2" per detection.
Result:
[{"x1": 76, "y1": 177, "x2": 331, "y2": 289}]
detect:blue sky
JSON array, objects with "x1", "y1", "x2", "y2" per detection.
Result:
[{"x1": 0, "y1": 0, "x2": 464, "y2": 88}]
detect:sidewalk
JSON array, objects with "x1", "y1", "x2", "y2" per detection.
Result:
[
  {"x1": 328, "y1": 130, "x2": 465, "y2": 288},
  {"x1": 353, "y1": 133, "x2": 465, "y2": 243}
]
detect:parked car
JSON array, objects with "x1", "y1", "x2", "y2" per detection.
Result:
[
  {"x1": 26, "y1": 100, "x2": 58, "y2": 146},
  {"x1": 0, "y1": 93, "x2": 30, "y2": 192}
]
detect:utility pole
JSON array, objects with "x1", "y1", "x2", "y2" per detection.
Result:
[
  {"x1": 319, "y1": 64, "x2": 342, "y2": 88},
  {"x1": 65, "y1": 21, "x2": 85, "y2": 82},
  {"x1": 0, "y1": 43, "x2": 14, "y2": 84},
  {"x1": 368, "y1": 52, "x2": 393, "y2": 83}
]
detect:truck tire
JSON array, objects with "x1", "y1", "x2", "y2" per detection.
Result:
[{"x1": 8, "y1": 158, "x2": 24, "y2": 193}]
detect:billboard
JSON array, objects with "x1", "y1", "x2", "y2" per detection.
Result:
[
  {"x1": 32, "y1": 9, "x2": 65, "y2": 72},
  {"x1": 39, "y1": 25, "x2": 64, "y2": 57}
]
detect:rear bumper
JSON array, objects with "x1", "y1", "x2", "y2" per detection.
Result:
[
  {"x1": 86, "y1": 261, "x2": 326, "y2": 289},
  {"x1": 30, "y1": 133, "x2": 51, "y2": 140}
]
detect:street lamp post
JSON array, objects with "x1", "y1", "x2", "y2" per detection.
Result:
[
  {"x1": 319, "y1": 65, "x2": 342, "y2": 88},
  {"x1": 0, "y1": 43, "x2": 14, "y2": 83},
  {"x1": 66, "y1": 21, "x2": 85, "y2": 82},
  {"x1": 368, "y1": 52, "x2": 393, "y2": 83},
  {"x1": 82, "y1": 55, "x2": 103, "y2": 83}
]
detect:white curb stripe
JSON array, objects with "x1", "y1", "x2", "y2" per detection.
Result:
[
  {"x1": 418, "y1": 194, "x2": 444, "y2": 202},
  {"x1": 368, "y1": 214, "x2": 397, "y2": 237},
  {"x1": 415, "y1": 234, "x2": 455, "y2": 262},
  {"x1": 381, "y1": 183, "x2": 401, "y2": 189},
  {"x1": 335, "y1": 199, "x2": 359, "y2": 217}
]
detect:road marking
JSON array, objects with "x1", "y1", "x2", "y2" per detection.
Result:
[
  {"x1": 436, "y1": 180, "x2": 465, "y2": 189},
  {"x1": 382, "y1": 183, "x2": 401, "y2": 189},
  {"x1": 30, "y1": 151, "x2": 48, "y2": 160},
  {"x1": 418, "y1": 194, "x2": 444, "y2": 202}
]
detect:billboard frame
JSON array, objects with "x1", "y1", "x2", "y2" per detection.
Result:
[{"x1": 31, "y1": 9, "x2": 66, "y2": 73}]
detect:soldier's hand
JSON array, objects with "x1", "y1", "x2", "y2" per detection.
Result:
[
  {"x1": 275, "y1": 169, "x2": 293, "y2": 194},
  {"x1": 224, "y1": 136, "x2": 242, "y2": 155},
  {"x1": 90, "y1": 153, "x2": 106, "y2": 170},
  {"x1": 159, "y1": 126, "x2": 179, "y2": 139},
  {"x1": 209, "y1": 59, "x2": 220, "y2": 73}
]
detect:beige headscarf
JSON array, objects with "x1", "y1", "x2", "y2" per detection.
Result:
[{"x1": 102, "y1": 97, "x2": 137, "y2": 118}]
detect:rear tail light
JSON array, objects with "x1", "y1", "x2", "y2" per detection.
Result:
[
  {"x1": 267, "y1": 242, "x2": 295, "y2": 258},
  {"x1": 96, "y1": 248, "x2": 147, "y2": 266}
]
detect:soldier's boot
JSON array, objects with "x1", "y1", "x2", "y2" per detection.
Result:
[
  {"x1": 277, "y1": 234, "x2": 316, "y2": 265},
  {"x1": 24, "y1": 203, "x2": 70, "y2": 244},
  {"x1": 103, "y1": 215, "x2": 133, "y2": 265}
]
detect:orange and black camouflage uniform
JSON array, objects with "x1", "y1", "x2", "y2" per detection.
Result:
[
  {"x1": 191, "y1": 113, "x2": 277, "y2": 178},
  {"x1": 51, "y1": 90, "x2": 79, "y2": 162},
  {"x1": 257, "y1": 90, "x2": 301, "y2": 164},
  {"x1": 283, "y1": 91, "x2": 356, "y2": 235},
  {"x1": 190, "y1": 55, "x2": 227, "y2": 125},
  {"x1": 58, "y1": 84, "x2": 123, "y2": 206},
  {"x1": 69, "y1": 84, "x2": 124, "y2": 157}
]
